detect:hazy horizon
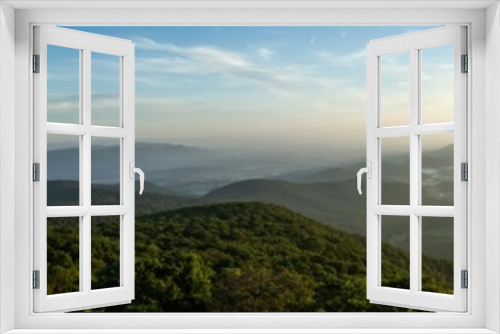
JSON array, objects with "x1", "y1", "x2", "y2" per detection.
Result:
[{"x1": 48, "y1": 26, "x2": 453, "y2": 155}]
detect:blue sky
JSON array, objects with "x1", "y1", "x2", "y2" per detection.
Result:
[{"x1": 48, "y1": 26, "x2": 452, "y2": 155}]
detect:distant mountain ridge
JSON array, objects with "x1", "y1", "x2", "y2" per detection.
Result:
[
  {"x1": 276, "y1": 144, "x2": 453, "y2": 185},
  {"x1": 47, "y1": 180, "x2": 206, "y2": 216},
  {"x1": 48, "y1": 142, "x2": 209, "y2": 183},
  {"x1": 47, "y1": 142, "x2": 453, "y2": 196},
  {"x1": 275, "y1": 167, "x2": 355, "y2": 184}
]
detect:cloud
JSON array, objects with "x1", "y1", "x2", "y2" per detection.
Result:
[
  {"x1": 135, "y1": 38, "x2": 302, "y2": 89},
  {"x1": 47, "y1": 95, "x2": 79, "y2": 114},
  {"x1": 133, "y1": 37, "x2": 359, "y2": 107},
  {"x1": 47, "y1": 94, "x2": 119, "y2": 119},
  {"x1": 256, "y1": 47, "x2": 274, "y2": 60},
  {"x1": 136, "y1": 37, "x2": 249, "y2": 67}
]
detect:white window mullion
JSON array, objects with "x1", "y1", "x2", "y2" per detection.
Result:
[
  {"x1": 82, "y1": 47, "x2": 92, "y2": 295},
  {"x1": 46, "y1": 123, "x2": 129, "y2": 138},
  {"x1": 413, "y1": 123, "x2": 454, "y2": 135},
  {"x1": 372, "y1": 205, "x2": 411, "y2": 215},
  {"x1": 372, "y1": 123, "x2": 454, "y2": 138},
  {"x1": 82, "y1": 215, "x2": 91, "y2": 294},
  {"x1": 90, "y1": 126, "x2": 129, "y2": 138},
  {"x1": 409, "y1": 47, "x2": 420, "y2": 295},
  {"x1": 46, "y1": 206, "x2": 128, "y2": 217}
]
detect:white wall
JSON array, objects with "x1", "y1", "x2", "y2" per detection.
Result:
[{"x1": 0, "y1": 2, "x2": 16, "y2": 333}]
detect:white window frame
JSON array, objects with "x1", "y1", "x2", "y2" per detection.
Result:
[{"x1": 1, "y1": 2, "x2": 499, "y2": 333}]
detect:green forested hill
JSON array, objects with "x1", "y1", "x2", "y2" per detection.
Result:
[
  {"x1": 48, "y1": 179, "x2": 453, "y2": 262},
  {"x1": 204, "y1": 178, "x2": 452, "y2": 233},
  {"x1": 204, "y1": 178, "x2": 453, "y2": 260},
  {"x1": 204, "y1": 179, "x2": 367, "y2": 233},
  {"x1": 48, "y1": 202, "x2": 452, "y2": 312}
]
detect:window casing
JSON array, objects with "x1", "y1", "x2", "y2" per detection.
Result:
[{"x1": 4, "y1": 4, "x2": 493, "y2": 333}]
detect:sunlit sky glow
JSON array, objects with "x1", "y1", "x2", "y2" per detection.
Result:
[{"x1": 48, "y1": 26, "x2": 453, "y2": 155}]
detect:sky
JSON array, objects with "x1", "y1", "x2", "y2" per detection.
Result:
[{"x1": 47, "y1": 26, "x2": 453, "y2": 156}]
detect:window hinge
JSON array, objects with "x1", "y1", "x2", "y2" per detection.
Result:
[
  {"x1": 33, "y1": 163, "x2": 40, "y2": 182},
  {"x1": 461, "y1": 162, "x2": 468, "y2": 182},
  {"x1": 461, "y1": 54, "x2": 468, "y2": 73},
  {"x1": 461, "y1": 270, "x2": 468, "y2": 289},
  {"x1": 33, "y1": 54, "x2": 40, "y2": 73},
  {"x1": 33, "y1": 270, "x2": 40, "y2": 289}
]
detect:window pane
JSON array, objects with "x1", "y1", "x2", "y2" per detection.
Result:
[
  {"x1": 381, "y1": 136, "x2": 410, "y2": 205},
  {"x1": 91, "y1": 216, "x2": 121, "y2": 290},
  {"x1": 47, "y1": 134, "x2": 80, "y2": 206},
  {"x1": 421, "y1": 45, "x2": 454, "y2": 124},
  {"x1": 381, "y1": 52, "x2": 410, "y2": 127},
  {"x1": 47, "y1": 217, "x2": 80, "y2": 295},
  {"x1": 421, "y1": 133, "x2": 454, "y2": 206},
  {"x1": 91, "y1": 137, "x2": 121, "y2": 205},
  {"x1": 421, "y1": 217, "x2": 454, "y2": 294},
  {"x1": 381, "y1": 215, "x2": 410, "y2": 290},
  {"x1": 92, "y1": 52, "x2": 120, "y2": 127},
  {"x1": 47, "y1": 45, "x2": 80, "y2": 124}
]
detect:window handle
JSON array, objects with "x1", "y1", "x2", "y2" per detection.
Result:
[
  {"x1": 357, "y1": 162, "x2": 371, "y2": 195},
  {"x1": 129, "y1": 161, "x2": 145, "y2": 195}
]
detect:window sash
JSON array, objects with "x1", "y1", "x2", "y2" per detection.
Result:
[
  {"x1": 366, "y1": 26, "x2": 468, "y2": 312},
  {"x1": 32, "y1": 25, "x2": 136, "y2": 313}
]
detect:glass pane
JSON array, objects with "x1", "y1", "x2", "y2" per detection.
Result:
[
  {"x1": 47, "y1": 45, "x2": 80, "y2": 124},
  {"x1": 381, "y1": 52, "x2": 410, "y2": 127},
  {"x1": 91, "y1": 137, "x2": 121, "y2": 205},
  {"x1": 421, "y1": 217, "x2": 454, "y2": 294},
  {"x1": 381, "y1": 215, "x2": 410, "y2": 290},
  {"x1": 92, "y1": 52, "x2": 120, "y2": 127},
  {"x1": 91, "y1": 216, "x2": 121, "y2": 290},
  {"x1": 47, "y1": 134, "x2": 80, "y2": 206},
  {"x1": 421, "y1": 133, "x2": 454, "y2": 206},
  {"x1": 381, "y1": 136, "x2": 410, "y2": 205},
  {"x1": 421, "y1": 45, "x2": 454, "y2": 124},
  {"x1": 47, "y1": 217, "x2": 80, "y2": 295}
]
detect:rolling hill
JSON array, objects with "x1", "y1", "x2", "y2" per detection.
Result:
[
  {"x1": 205, "y1": 178, "x2": 366, "y2": 233},
  {"x1": 204, "y1": 178, "x2": 453, "y2": 260},
  {"x1": 46, "y1": 202, "x2": 452, "y2": 312},
  {"x1": 47, "y1": 175, "x2": 453, "y2": 262}
]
